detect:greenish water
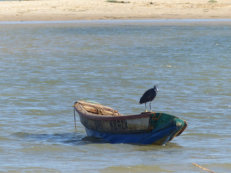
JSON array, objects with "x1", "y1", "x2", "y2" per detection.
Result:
[{"x1": 0, "y1": 20, "x2": 231, "y2": 173}]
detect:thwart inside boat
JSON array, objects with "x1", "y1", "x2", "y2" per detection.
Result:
[{"x1": 76, "y1": 101, "x2": 123, "y2": 116}]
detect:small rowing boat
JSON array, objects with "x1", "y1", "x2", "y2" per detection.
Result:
[{"x1": 74, "y1": 100, "x2": 187, "y2": 145}]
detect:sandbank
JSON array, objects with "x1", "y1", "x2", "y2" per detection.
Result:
[{"x1": 0, "y1": 0, "x2": 231, "y2": 21}]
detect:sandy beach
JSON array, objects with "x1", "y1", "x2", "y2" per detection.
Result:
[{"x1": 0, "y1": 0, "x2": 231, "y2": 21}]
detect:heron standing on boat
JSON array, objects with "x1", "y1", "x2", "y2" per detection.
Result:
[{"x1": 139, "y1": 85, "x2": 158, "y2": 112}]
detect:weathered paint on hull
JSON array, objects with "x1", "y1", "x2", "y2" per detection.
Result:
[{"x1": 85, "y1": 121, "x2": 182, "y2": 145}]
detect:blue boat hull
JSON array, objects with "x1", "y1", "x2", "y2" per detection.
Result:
[
  {"x1": 74, "y1": 101, "x2": 187, "y2": 145},
  {"x1": 85, "y1": 123, "x2": 181, "y2": 145}
]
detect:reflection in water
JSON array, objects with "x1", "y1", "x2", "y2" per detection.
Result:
[
  {"x1": 13, "y1": 132, "x2": 104, "y2": 145},
  {"x1": 13, "y1": 132, "x2": 183, "y2": 148}
]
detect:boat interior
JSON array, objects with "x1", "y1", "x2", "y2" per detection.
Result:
[{"x1": 76, "y1": 101, "x2": 122, "y2": 116}]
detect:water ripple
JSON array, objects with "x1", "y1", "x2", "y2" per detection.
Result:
[{"x1": 1, "y1": 21, "x2": 231, "y2": 172}]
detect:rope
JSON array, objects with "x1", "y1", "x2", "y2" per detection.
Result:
[
  {"x1": 192, "y1": 163, "x2": 215, "y2": 173},
  {"x1": 73, "y1": 106, "x2": 77, "y2": 131}
]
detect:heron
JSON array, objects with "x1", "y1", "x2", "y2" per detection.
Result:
[{"x1": 139, "y1": 85, "x2": 158, "y2": 112}]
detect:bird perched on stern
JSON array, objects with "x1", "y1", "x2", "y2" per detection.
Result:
[{"x1": 139, "y1": 85, "x2": 158, "y2": 112}]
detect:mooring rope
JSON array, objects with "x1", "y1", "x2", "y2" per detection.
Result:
[{"x1": 73, "y1": 104, "x2": 77, "y2": 131}]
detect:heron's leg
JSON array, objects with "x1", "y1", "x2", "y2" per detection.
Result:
[
  {"x1": 145, "y1": 103, "x2": 147, "y2": 112},
  {"x1": 149, "y1": 102, "x2": 152, "y2": 112}
]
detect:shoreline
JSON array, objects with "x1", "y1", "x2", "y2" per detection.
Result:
[
  {"x1": 1, "y1": 18, "x2": 231, "y2": 24},
  {"x1": 0, "y1": 19, "x2": 231, "y2": 24},
  {"x1": 0, "y1": 0, "x2": 231, "y2": 22}
]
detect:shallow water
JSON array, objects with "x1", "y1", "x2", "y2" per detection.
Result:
[{"x1": 0, "y1": 20, "x2": 231, "y2": 172}]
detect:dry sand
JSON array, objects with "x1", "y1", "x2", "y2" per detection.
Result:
[{"x1": 0, "y1": 0, "x2": 231, "y2": 21}]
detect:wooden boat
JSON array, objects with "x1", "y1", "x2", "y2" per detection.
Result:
[{"x1": 74, "y1": 100, "x2": 187, "y2": 145}]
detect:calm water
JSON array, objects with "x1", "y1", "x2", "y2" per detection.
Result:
[{"x1": 0, "y1": 20, "x2": 231, "y2": 173}]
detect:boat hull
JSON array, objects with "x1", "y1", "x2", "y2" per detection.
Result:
[
  {"x1": 85, "y1": 123, "x2": 181, "y2": 144},
  {"x1": 74, "y1": 101, "x2": 187, "y2": 145}
]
